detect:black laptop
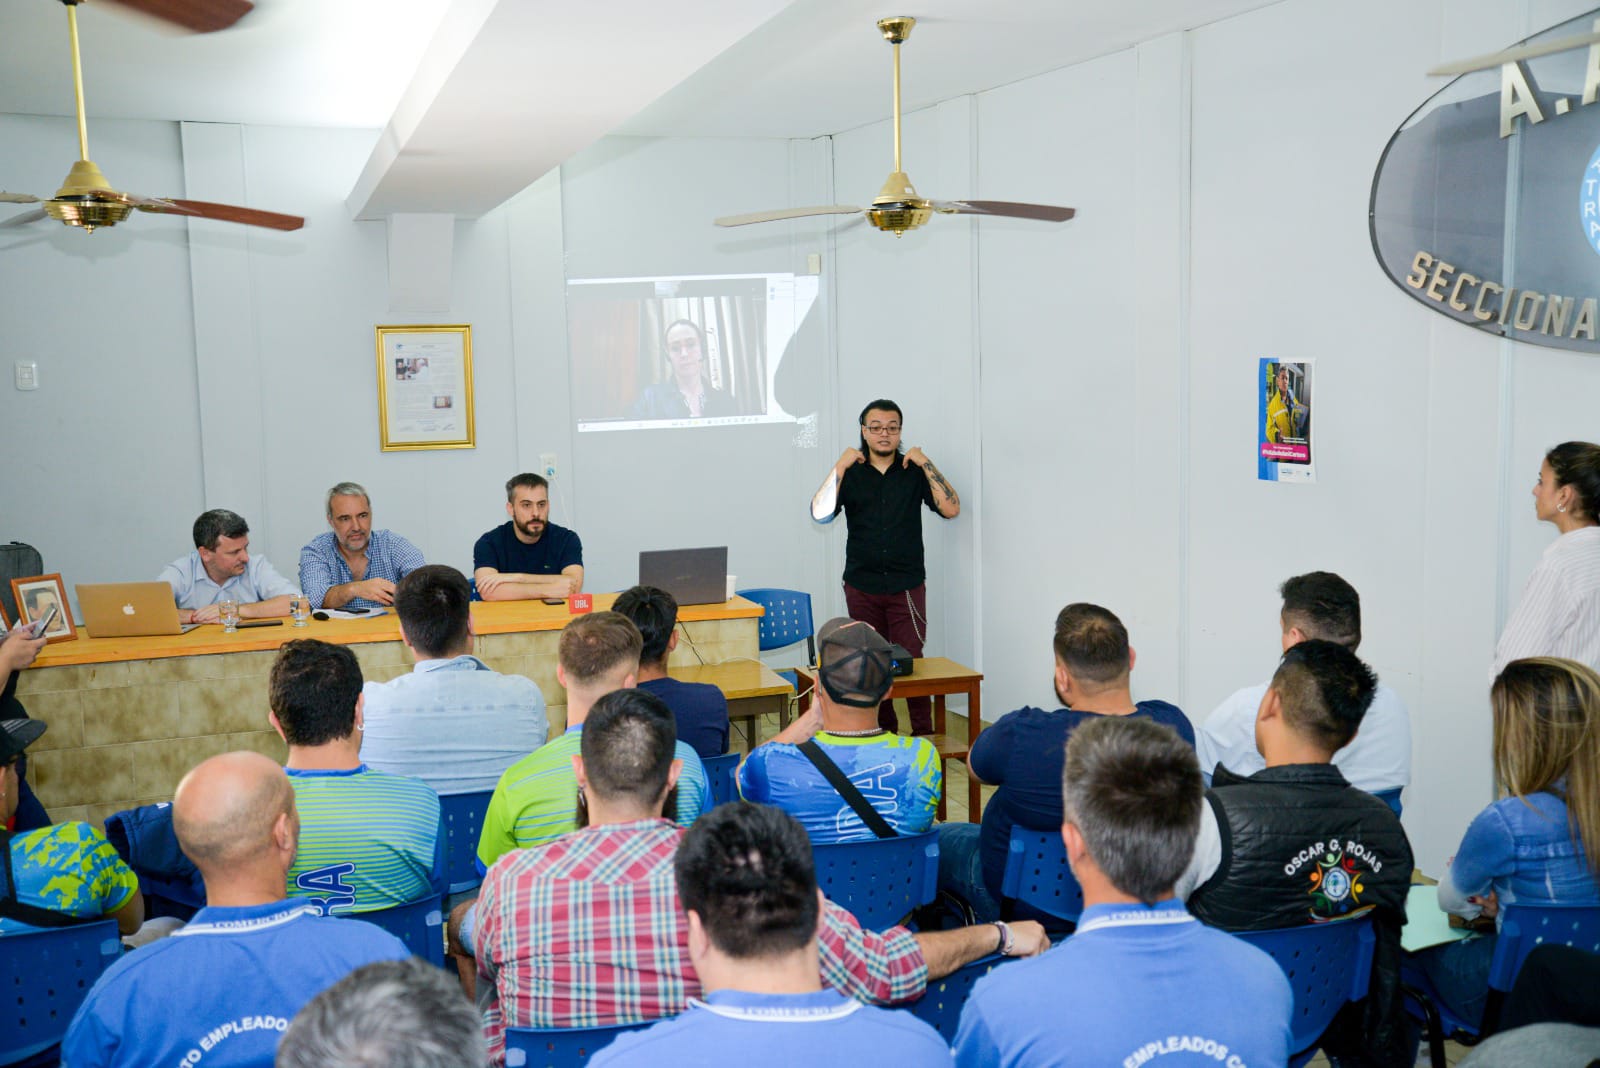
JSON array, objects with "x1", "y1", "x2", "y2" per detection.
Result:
[{"x1": 638, "y1": 547, "x2": 728, "y2": 606}]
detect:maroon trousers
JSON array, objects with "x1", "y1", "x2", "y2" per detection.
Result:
[{"x1": 842, "y1": 581, "x2": 933, "y2": 734}]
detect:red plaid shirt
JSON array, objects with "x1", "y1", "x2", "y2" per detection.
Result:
[{"x1": 475, "y1": 818, "x2": 927, "y2": 1064}]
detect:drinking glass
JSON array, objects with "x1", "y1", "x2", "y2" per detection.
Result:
[
  {"x1": 290, "y1": 594, "x2": 309, "y2": 627},
  {"x1": 219, "y1": 599, "x2": 240, "y2": 633}
]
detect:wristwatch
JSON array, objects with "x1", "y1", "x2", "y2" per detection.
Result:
[{"x1": 992, "y1": 920, "x2": 1015, "y2": 956}]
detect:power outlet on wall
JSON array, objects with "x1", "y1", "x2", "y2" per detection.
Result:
[{"x1": 540, "y1": 452, "x2": 558, "y2": 480}]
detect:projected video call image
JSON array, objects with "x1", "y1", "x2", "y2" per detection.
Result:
[{"x1": 568, "y1": 273, "x2": 817, "y2": 432}]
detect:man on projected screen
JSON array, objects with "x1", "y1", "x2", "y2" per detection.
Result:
[
  {"x1": 473, "y1": 473, "x2": 585, "y2": 601},
  {"x1": 810, "y1": 399, "x2": 960, "y2": 735}
]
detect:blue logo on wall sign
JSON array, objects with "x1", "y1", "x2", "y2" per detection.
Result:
[{"x1": 1582, "y1": 145, "x2": 1600, "y2": 258}]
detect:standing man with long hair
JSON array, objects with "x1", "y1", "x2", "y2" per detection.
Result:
[{"x1": 811, "y1": 399, "x2": 960, "y2": 736}]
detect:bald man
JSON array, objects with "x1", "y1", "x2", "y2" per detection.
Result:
[{"x1": 63, "y1": 752, "x2": 409, "y2": 1068}]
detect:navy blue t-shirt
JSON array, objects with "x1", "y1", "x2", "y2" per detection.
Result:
[
  {"x1": 472, "y1": 521, "x2": 583, "y2": 576},
  {"x1": 970, "y1": 701, "x2": 1195, "y2": 901},
  {"x1": 637, "y1": 676, "x2": 729, "y2": 759}
]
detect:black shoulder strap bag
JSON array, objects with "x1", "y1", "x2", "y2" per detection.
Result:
[
  {"x1": 0, "y1": 829, "x2": 99, "y2": 927},
  {"x1": 797, "y1": 740, "x2": 898, "y2": 840}
]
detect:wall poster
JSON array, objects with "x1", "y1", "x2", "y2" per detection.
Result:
[
  {"x1": 374, "y1": 324, "x2": 476, "y2": 451},
  {"x1": 1258, "y1": 358, "x2": 1315, "y2": 483}
]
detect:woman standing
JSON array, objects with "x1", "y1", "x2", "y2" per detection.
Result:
[
  {"x1": 1415, "y1": 658, "x2": 1600, "y2": 1028},
  {"x1": 1494, "y1": 442, "x2": 1600, "y2": 676}
]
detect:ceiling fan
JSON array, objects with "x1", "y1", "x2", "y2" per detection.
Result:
[
  {"x1": 714, "y1": 16, "x2": 1076, "y2": 236},
  {"x1": 1, "y1": 0, "x2": 304, "y2": 235}
]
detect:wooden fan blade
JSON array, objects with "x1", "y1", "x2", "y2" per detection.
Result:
[
  {"x1": 715, "y1": 205, "x2": 863, "y2": 227},
  {"x1": 1, "y1": 209, "x2": 49, "y2": 229},
  {"x1": 105, "y1": 0, "x2": 254, "y2": 33},
  {"x1": 1428, "y1": 30, "x2": 1600, "y2": 76},
  {"x1": 136, "y1": 198, "x2": 304, "y2": 231},
  {"x1": 930, "y1": 199, "x2": 1076, "y2": 222},
  {"x1": 0, "y1": 193, "x2": 42, "y2": 204}
]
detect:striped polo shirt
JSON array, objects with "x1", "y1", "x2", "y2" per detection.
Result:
[{"x1": 285, "y1": 765, "x2": 442, "y2": 915}]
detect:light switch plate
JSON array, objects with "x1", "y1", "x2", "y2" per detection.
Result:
[{"x1": 14, "y1": 361, "x2": 37, "y2": 391}]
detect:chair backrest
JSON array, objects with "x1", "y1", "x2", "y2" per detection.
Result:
[
  {"x1": 735, "y1": 588, "x2": 816, "y2": 663},
  {"x1": 898, "y1": 952, "x2": 1016, "y2": 1041},
  {"x1": 1000, "y1": 825, "x2": 1084, "y2": 924},
  {"x1": 346, "y1": 894, "x2": 446, "y2": 968},
  {"x1": 1371, "y1": 788, "x2": 1403, "y2": 817},
  {"x1": 504, "y1": 1022, "x2": 653, "y2": 1067},
  {"x1": 441, "y1": 790, "x2": 494, "y2": 895},
  {"x1": 811, "y1": 829, "x2": 939, "y2": 931},
  {"x1": 1488, "y1": 902, "x2": 1600, "y2": 992},
  {"x1": 1234, "y1": 916, "x2": 1375, "y2": 1057},
  {"x1": 1, "y1": 919, "x2": 122, "y2": 1065},
  {"x1": 702, "y1": 752, "x2": 740, "y2": 808}
]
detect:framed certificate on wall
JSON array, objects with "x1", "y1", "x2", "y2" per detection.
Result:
[{"x1": 375, "y1": 324, "x2": 476, "y2": 451}]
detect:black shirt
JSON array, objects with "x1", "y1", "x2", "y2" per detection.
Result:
[
  {"x1": 834, "y1": 456, "x2": 939, "y2": 594},
  {"x1": 472, "y1": 521, "x2": 583, "y2": 575}
]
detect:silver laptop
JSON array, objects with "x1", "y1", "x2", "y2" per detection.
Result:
[
  {"x1": 639, "y1": 547, "x2": 728, "y2": 607},
  {"x1": 76, "y1": 582, "x2": 200, "y2": 636}
]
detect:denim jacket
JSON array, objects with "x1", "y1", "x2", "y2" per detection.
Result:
[{"x1": 1437, "y1": 790, "x2": 1600, "y2": 924}]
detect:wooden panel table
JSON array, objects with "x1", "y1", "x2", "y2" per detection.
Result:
[
  {"x1": 19, "y1": 595, "x2": 763, "y2": 825},
  {"x1": 794, "y1": 655, "x2": 985, "y2": 823},
  {"x1": 669, "y1": 660, "x2": 795, "y2": 746}
]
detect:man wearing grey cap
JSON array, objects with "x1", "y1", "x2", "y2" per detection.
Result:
[{"x1": 739, "y1": 618, "x2": 941, "y2": 843}]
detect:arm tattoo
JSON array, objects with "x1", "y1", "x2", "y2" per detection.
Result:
[{"x1": 922, "y1": 461, "x2": 959, "y2": 506}]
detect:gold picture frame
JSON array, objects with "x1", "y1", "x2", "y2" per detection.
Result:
[{"x1": 375, "y1": 324, "x2": 476, "y2": 451}]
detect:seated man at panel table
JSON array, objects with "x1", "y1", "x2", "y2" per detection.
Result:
[
  {"x1": 360, "y1": 565, "x2": 548, "y2": 795},
  {"x1": 160, "y1": 508, "x2": 297, "y2": 623},
  {"x1": 590, "y1": 802, "x2": 949, "y2": 1067},
  {"x1": 267, "y1": 639, "x2": 444, "y2": 915},
  {"x1": 298, "y1": 481, "x2": 426, "y2": 611},
  {"x1": 472, "y1": 473, "x2": 584, "y2": 601},
  {"x1": 62, "y1": 751, "x2": 409, "y2": 1068},
  {"x1": 1174, "y1": 640, "x2": 1414, "y2": 1066},
  {"x1": 0, "y1": 718, "x2": 144, "y2": 936},
  {"x1": 1196, "y1": 570, "x2": 1411, "y2": 795},
  {"x1": 614, "y1": 584, "x2": 730, "y2": 759},
  {"x1": 738, "y1": 618, "x2": 940, "y2": 843},
  {"x1": 939, "y1": 603, "x2": 1192, "y2": 922},
  {"x1": 475, "y1": 690, "x2": 1046, "y2": 1065},
  {"x1": 952, "y1": 717, "x2": 1292, "y2": 1068}
]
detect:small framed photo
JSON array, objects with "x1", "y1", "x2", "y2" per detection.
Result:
[{"x1": 10, "y1": 574, "x2": 77, "y2": 643}]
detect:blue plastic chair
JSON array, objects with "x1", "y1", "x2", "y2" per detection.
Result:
[
  {"x1": 735, "y1": 588, "x2": 817, "y2": 670},
  {"x1": 1000, "y1": 825, "x2": 1084, "y2": 924},
  {"x1": 347, "y1": 894, "x2": 446, "y2": 968},
  {"x1": 1372, "y1": 788, "x2": 1403, "y2": 817},
  {"x1": 441, "y1": 790, "x2": 493, "y2": 895},
  {"x1": 1, "y1": 919, "x2": 122, "y2": 1065},
  {"x1": 702, "y1": 752, "x2": 740, "y2": 807},
  {"x1": 898, "y1": 952, "x2": 1016, "y2": 1041},
  {"x1": 1235, "y1": 916, "x2": 1375, "y2": 1067},
  {"x1": 1406, "y1": 901, "x2": 1600, "y2": 1065},
  {"x1": 504, "y1": 1022, "x2": 653, "y2": 1067},
  {"x1": 811, "y1": 829, "x2": 939, "y2": 931}
]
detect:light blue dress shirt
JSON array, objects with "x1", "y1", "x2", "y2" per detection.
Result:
[
  {"x1": 359, "y1": 655, "x2": 549, "y2": 795},
  {"x1": 158, "y1": 550, "x2": 297, "y2": 609},
  {"x1": 298, "y1": 529, "x2": 426, "y2": 610}
]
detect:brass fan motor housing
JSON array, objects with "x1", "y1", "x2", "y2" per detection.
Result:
[
  {"x1": 868, "y1": 169, "x2": 932, "y2": 234},
  {"x1": 44, "y1": 159, "x2": 130, "y2": 232}
]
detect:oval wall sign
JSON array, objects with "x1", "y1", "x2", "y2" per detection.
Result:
[{"x1": 1371, "y1": 10, "x2": 1600, "y2": 353}]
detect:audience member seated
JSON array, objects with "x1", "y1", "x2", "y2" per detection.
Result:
[
  {"x1": 298, "y1": 481, "x2": 426, "y2": 611},
  {"x1": 1175, "y1": 640, "x2": 1413, "y2": 1064},
  {"x1": 739, "y1": 618, "x2": 940, "y2": 842},
  {"x1": 952, "y1": 717, "x2": 1291, "y2": 1067},
  {"x1": 1412, "y1": 657, "x2": 1600, "y2": 1031},
  {"x1": 62, "y1": 752, "x2": 408, "y2": 1068},
  {"x1": 0, "y1": 719, "x2": 143, "y2": 935},
  {"x1": 474, "y1": 690, "x2": 1045, "y2": 1065},
  {"x1": 268, "y1": 640, "x2": 443, "y2": 915},
  {"x1": 2, "y1": 625, "x2": 54, "y2": 831},
  {"x1": 590, "y1": 802, "x2": 949, "y2": 1066},
  {"x1": 473, "y1": 473, "x2": 584, "y2": 601},
  {"x1": 614, "y1": 584, "x2": 730, "y2": 759},
  {"x1": 361, "y1": 565, "x2": 548, "y2": 794},
  {"x1": 1196, "y1": 570, "x2": 1411, "y2": 794},
  {"x1": 1501, "y1": 945, "x2": 1600, "y2": 1031},
  {"x1": 160, "y1": 508, "x2": 297, "y2": 624},
  {"x1": 277, "y1": 958, "x2": 486, "y2": 1068},
  {"x1": 940, "y1": 603, "x2": 1191, "y2": 922}
]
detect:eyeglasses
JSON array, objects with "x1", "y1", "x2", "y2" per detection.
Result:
[{"x1": 862, "y1": 423, "x2": 901, "y2": 435}]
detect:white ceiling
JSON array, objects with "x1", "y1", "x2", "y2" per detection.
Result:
[{"x1": 1, "y1": 0, "x2": 1284, "y2": 214}]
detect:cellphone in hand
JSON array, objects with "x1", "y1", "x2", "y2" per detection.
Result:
[{"x1": 26, "y1": 605, "x2": 58, "y2": 638}]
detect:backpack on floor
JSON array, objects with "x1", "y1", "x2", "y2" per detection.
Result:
[{"x1": 0, "y1": 542, "x2": 43, "y2": 625}]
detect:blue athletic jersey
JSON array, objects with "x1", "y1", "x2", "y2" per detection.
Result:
[
  {"x1": 739, "y1": 731, "x2": 941, "y2": 843},
  {"x1": 285, "y1": 766, "x2": 443, "y2": 915},
  {"x1": 0, "y1": 821, "x2": 139, "y2": 933}
]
